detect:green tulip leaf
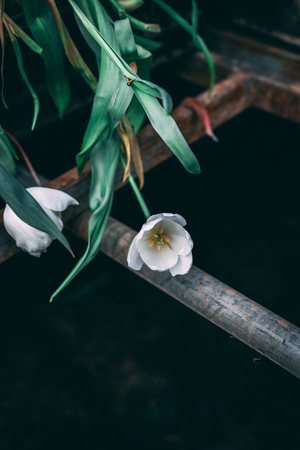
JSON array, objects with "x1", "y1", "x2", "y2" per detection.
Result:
[
  {"x1": 51, "y1": 132, "x2": 120, "y2": 301},
  {"x1": 152, "y1": 0, "x2": 215, "y2": 96},
  {"x1": 3, "y1": 13, "x2": 43, "y2": 54},
  {"x1": 23, "y1": 0, "x2": 70, "y2": 117},
  {"x1": 74, "y1": 0, "x2": 132, "y2": 172},
  {"x1": 0, "y1": 126, "x2": 17, "y2": 176},
  {"x1": 69, "y1": 0, "x2": 170, "y2": 108},
  {"x1": 0, "y1": 162, "x2": 72, "y2": 252},
  {"x1": 134, "y1": 34, "x2": 163, "y2": 51},
  {"x1": 6, "y1": 24, "x2": 40, "y2": 130},
  {"x1": 131, "y1": 85, "x2": 200, "y2": 174}
]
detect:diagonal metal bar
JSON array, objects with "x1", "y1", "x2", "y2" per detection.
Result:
[
  {"x1": 67, "y1": 210, "x2": 300, "y2": 380},
  {"x1": 0, "y1": 72, "x2": 253, "y2": 263}
]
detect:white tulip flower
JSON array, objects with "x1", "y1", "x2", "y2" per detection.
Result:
[
  {"x1": 3, "y1": 187, "x2": 78, "y2": 257},
  {"x1": 127, "y1": 213, "x2": 193, "y2": 276}
]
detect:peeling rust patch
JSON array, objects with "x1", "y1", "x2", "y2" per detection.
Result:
[
  {"x1": 203, "y1": 275, "x2": 213, "y2": 281},
  {"x1": 278, "y1": 320, "x2": 289, "y2": 328},
  {"x1": 225, "y1": 289, "x2": 236, "y2": 296}
]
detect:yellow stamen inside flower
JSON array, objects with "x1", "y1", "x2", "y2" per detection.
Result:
[{"x1": 149, "y1": 228, "x2": 170, "y2": 250}]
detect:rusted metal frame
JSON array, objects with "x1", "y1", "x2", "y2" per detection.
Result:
[
  {"x1": 67, "y1": 210, "x2": 300, "y2": 380},
  {"x1": 0, "y1": 71, "x2": 253, "y2": 263},
  {"x1": 1, "y1": 50, "x2": 299, "y2": 377},
  {"x1": 176, "y1": 30, "x2": 300, "y2": 124}
]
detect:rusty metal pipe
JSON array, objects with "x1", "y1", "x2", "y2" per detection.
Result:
[
  {"x1": 0, "y1": 72, "x2": 253, "y2": 264},
  {"x1": 67, "y1": 211, "x2": 300, "y2": 380}
]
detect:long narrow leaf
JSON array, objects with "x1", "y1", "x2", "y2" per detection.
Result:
[
  {"x1": 122, "y1": 114, "x2": 144, "y2": 189},
  {"x1": 131, "y1": 85, "x2": 200, "y2": 174},
  {"x1": 69, "y1": 0, "x2": 136, "y2": 79},
  {"x1": 114, "y1": 18, "x2": 138, "y2": 63},
  {"x1": 134, "y1": 34, "x2": 163, "y2": 51},
  {"x1": 3, "y1": 12, "x2": 42, "y2": 54},
  {"x1": 191, "y1": 0, "x2": 198, "y2": 32},
  {"x1": 0, "y1": 125, "x2": 18, "y2": 159},
  {"x1": 75, "y1": 0, "x2": 132, "y2": 172},
  {"x1": 0, "y1": 0, "x2": 7, "y2": 108},
  {"x1": 50, "y1": 133, "x2": 120, "y2": 301},
  {"x1": 46, "y1": 0, "x2": 97, "y2": 92},
  {"x1": 23, "y1": 0, "x2": 70, "y2": 117},
  {"x1": 4, "y1": 19, "x2": 40, "y2": 130},
  {"x1": 0, "y1": 125, "x2": 16, "y2": 176},
  {"x1": 69, "y1": 1, "x2": 172, "y2": 109},
  {"x1": 0, "y1": 162, "x2": 72, "y2": 253},
  {"x1": 152, "y1": 0, "x2": 215, "y2": 96},
  {"x1": 127, "y1": 15, "x2": 160, "y2": 33}
]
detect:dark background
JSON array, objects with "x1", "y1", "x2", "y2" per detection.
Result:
[{"x1": 1, "y1": 1, "x2": 300, "y2": 449}]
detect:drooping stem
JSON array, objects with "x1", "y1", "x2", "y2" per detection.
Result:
[
  {"x1": 120, "y1": 151, "x2": 150, "y2": 220},
  {"x1": 4, "y1": 129, "x2": 42, "y2": 186}
]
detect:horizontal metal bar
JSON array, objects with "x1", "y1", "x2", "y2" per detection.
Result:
[
  {"x1": 176, "y1": 32, "x2": 300, "y2": 124},
  {"x1": 67, "y1": 210, "x2": 300, "y2": 380},
  {"x1": 0, "y1": 72, "x2": 252, "y2": 264}
]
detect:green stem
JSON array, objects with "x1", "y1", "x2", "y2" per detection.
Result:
[{"x1": 120, "y1": 151, "x2": 150, "y2": 220}]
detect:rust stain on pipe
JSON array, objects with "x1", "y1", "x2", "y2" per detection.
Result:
[
  {"x1": 67, "y1": 212, "x2": 300, "y2": 379},
  {"x1": 0, "y1": 72, "x2": 253, "y2": 264}
]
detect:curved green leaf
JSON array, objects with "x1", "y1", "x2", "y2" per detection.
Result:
[
  {"x1": 134, "y1": 34, "x2": 163, "y2": 51},
  {"x1": 74, "y1": 0, "x2": 132, "y2": 172},
  {"x1": 132, "y1": 85, "x2": 200, "y2": 174},
  {"x1": 0, "y1": 126, "x2": 18, "y2": 159},
  {"x1": 191, "y1": 0, "x2": 198, "y2": 32},
  {"x1": 0, "y1": 162, "x2": 72, "y2": 252},
  {"x1": 23, "y1": 0, "x2": 70, "y2": 117},
  {"x1": 5, "y1": 22, "x2": 40, "y2": 130},
  {"x1": 51, "y1": 133, "x2": 120, "y2": 301},
  {"x1": 0, "y1": 126, "x2": 17, "y2": 176},
  {"x1": 45, "y1": 0, "x2": 97, "y2": 92},
  {"x1": 69, "y1": 0, "x2": 172, "y2": 110},
  {"x1": 115, "y1": 18, "x2": 138, "y2": 63},
  {"x1": 3, "y1": 12, "x2": 43, "y2": 54},
  {"x1": 126, "y1": 43, "x2": 153, "y2": 132},
  {"x1": 152, "y1": 0, "x2": 215, "y2": 96}
]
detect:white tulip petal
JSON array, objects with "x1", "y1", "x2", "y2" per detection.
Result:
[
  {"x1": 43, "y1": 208, "x2": 64, "y2": 232},
  {"x1": 3, "y1": 205, "x2": 54, "y2": 255},
  {"x1": 138, "y1": 240, "x2": 178, "y2": 271},
  {"x1": 134, "y1": 218, "x2": 162, "y2": 245},
  {"x1": 127, "y1": 235, "x2": 144, "y2": 270},
  {"x1": 169, "y1": 235, "x2": 192, "y2": 256},
  {"x1": 147, "y1": 213, "x2": 186, "y2": 226},
  {"x1": 162, "y1": 220, "x2": 193, "y2": 252},
  {"x1": 169, "y1": 252, "x2": 193, "y2": 276},
  {"x1": 3, "y1": 187, "x2": 78, "y2": 257},
  {"x1": 27, "y1": 187, "x2": 79, "y2": 212},
  {"x1": 29, "y1": 251, "x2": 42, "y2": 257}
]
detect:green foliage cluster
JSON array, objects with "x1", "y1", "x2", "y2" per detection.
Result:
[{"x1": 0, "y1": 0, "x2": 214, "y2": 300}]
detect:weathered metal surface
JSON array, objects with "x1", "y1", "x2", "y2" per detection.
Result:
[
  {"x1": 206, "y1": 28, "x2": 300, "y2": 83},
  {"x1": 1, "y1": 29, "x2": 300, "y2": 378},
  {"x1": 177, "y1": 31, "x2": 300, "y2": 124},
  {"x1": 252, "y1": 76, "x2": 300, "y2": 123},
  {"x1": 0, "y1": 72, "x2": 252, "y2": 264},
  {"x1": 67, "y1": 211, "x2": 300, "y2": 379}
]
